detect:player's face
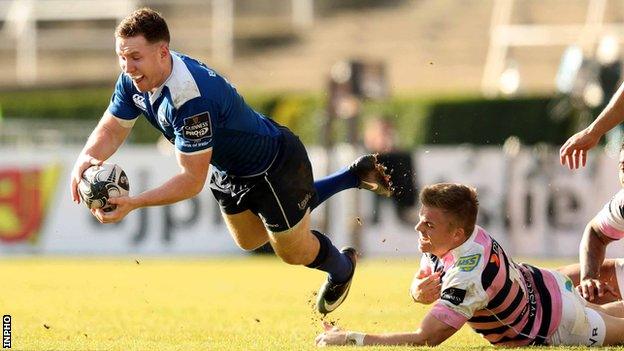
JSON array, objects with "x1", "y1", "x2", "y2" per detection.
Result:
[
  {"x1": 415, "y1": 205, "x2": 463, "y2": 257},
  {"x1": 619, "y1": 149, "x2": 624, "y2": 187},
  {"x1": 116, "y1": 35, "x2": 170, "y2": 93}
]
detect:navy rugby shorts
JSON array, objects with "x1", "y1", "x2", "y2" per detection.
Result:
[{"x1": 209, "y1": 127, "x2": 317, "y2": 232}]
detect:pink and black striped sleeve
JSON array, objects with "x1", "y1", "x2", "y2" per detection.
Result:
[{"x1": 595, "y1": 189, "x2": 624, "y2": 240}]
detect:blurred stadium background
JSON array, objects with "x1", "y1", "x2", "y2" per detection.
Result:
[{"x1": 2, "y1": 0, "x2": 624, "y2": 349}]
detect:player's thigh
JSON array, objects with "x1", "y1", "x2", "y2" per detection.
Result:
[
  {"x1": 550, "y1": 272, "x2": 605, "y2": 346},
  {"x1": 556, "y1": 263, "x2": 582, "y2": 284},
  {"x1": 209, "y1": 174, "x2": 269, "y2": 250},
  {"x1": 267, "y1": 210, "x2": 319, "y2": 265},
  {"x1": 252, "y1": 126, "x2": 316, "y2": 232},
  {"x1": 222, "y1": 210, "x2": 269, "y2": 251},
  {"x1": 557, "y1": 259, "x2": 622, "y2": 303},
  {"x1": 594, "y1": 309, "x2": 624, "y2": 345}
]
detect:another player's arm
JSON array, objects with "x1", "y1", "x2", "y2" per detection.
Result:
[
  {"x1": 579, "y1": 219, "x2": 617, "y2": 300},
  {"x1": 560, "y1": 82, "x2": 624, "y2": 169},
  {"x1": 71, "y1": 112, "x2": 133, "y2": 203},
  {"x1": 96, "y1": 149, "x2": 211, "y2": 223},
  {"x1": 588, "y1": 82, "x2": 624, "y2": 137},
  {"x1": 360, "y1": 312, "x2": 458, "y2": 346},
  {"x1": 315, "y1": 310, "x2": 458, "y2": 347}
]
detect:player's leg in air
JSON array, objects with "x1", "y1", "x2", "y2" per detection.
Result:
[
  {"x1": 310, "y1": 154, "x2": 394, "y2": 210},
  {"x1": 212, "y1": 131, "x2": 393, "y2": 314},
  {"x1": 218, "y1": 153, "x2": 393, "y2": 252},
  {"x1": 557, "y1": 259, "x2": 624, "y2": 305}
]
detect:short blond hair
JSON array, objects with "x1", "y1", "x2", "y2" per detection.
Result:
[{"x1": 420, "y1": 183, "x2": 478, "y2": 235}]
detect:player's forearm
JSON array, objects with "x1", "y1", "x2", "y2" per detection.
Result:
[
  {"x1": 133, "y1": 172, "x2": 205, "y2": 208},
  {"x1": 362, "y1": 330, "x2": 444, "y2": 347},
  {"x1": 580, "y1": 225, "x2": 608, "y2": 280},
  {"x1": 588, "y1": 82, "x2": 624, "y2": 136},
  {"x1": 81, "y1": 117, "x2": 130, "y2": 161}
]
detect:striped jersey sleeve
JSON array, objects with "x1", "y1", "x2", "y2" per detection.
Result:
[{"x1": 594, "y1": 189, "x2": 624, "y2": 240}]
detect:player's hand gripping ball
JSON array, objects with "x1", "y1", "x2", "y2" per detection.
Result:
[{"x1": 78, "y1": 163, "x2": 129, "y2": 212}]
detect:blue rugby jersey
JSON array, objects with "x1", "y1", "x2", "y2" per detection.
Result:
[{"x1": 107, "y1": 51, "x2": 282, "y2": 177}]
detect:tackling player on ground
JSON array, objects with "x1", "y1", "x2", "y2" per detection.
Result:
[
  {"x1": 69, "y1": 8, "x2": 393, "y2": 315},
  {"x1": 316, "y1": 183, "x2": 624, "y2": 347},
  {"x1": 557, "y1": 143, "x2": 624, "y2": 304},
  {"x1": 559, "y1": 80, "x2": 624, "y2": 304}
]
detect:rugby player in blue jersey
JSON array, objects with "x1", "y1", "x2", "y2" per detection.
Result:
[{"x1": 69, "y1": 8, "x2": 393, "y2": 314}]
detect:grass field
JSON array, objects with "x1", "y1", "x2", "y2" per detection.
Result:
[{"x1": 0, "y1": 256, "x2": 613, "y2": 351}]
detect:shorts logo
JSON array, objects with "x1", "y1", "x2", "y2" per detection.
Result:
[
  {"x1": 565, "y1": 277, "x2": 574, "y2": 292},
  {"x1": 183, "y1": 112, "x2": 212, "y2": 141},
  {"x1": 258, "y1": 213, "x2": 280, "y2": 230},
  {"x1": 441, "y1": 287, "x2": 466, "y2": 305},
  {"x1": 456, "y1": 254, "x2": 481, "y2": 272},
  {"x1": 298, "y1": 193, "x2": 312, "y2": 210},
  {"x1": 133, "y1": 94, "x2": 147, "y2": 111},
  {"x1": 589, "y1": 327, "x2": 599, "y2": 346}
]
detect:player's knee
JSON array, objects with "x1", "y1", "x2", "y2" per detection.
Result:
[
  {"x1": 236, "y1": 240, "x2": 267, "y2": 251},
  {"x1": 269, "y1": 224, "x2": 314, "y2": 265},
  {"x1": 275, "y1": 250, "x2": 307, "y2": 265},
  {"x1": 232, "y1": 236, "x2": 268, "y2": 251}
]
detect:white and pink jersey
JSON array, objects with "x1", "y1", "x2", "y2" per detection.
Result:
[
  {"x1": 424, "y1": 226, "x2": 563, "y2": 346},
  {"x1": 595, "y1": 189, "x2": 624, "y2": 239}
]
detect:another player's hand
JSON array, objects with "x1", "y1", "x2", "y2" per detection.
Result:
[
  {"x1": 315, "y1": 322, "x2": 347, "y2": 347},
  {"x1": 577, "y1": 278, "x2": 617, "y2": 302},
  {"x1": 70, "y1": 154, "x2": 102, "y2": 203},
  {"x1": 410, "y1": 270, "x2": 441, "y2": 304},
  {"x1": 559, "y1": 128, "x2": 601, "y2": 170},
  {"x1": 91, "y1": 196, "x2": 137, "y2": 224}
]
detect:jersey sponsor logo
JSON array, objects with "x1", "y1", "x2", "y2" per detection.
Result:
[
  {"x1": 489, "y1": 253, "x2": 500, "y2": 268},
  {"x1": 520, "y1": 268, "x2": 537, "y2": 317},
  {"x1": 132, "y1": 94, "x2": 147, "y2": 111},
  {"x1": 183, "y1": 112, "x2": 212, "y2": 141},
  {"x1": 456, "y1": 254, "x2": 481, "y2": 272},
  {"x1": 441, "y1": 287, "x2": 466, "y2": 305}
]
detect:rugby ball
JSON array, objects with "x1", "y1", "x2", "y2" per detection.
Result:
[{"x1": 78, "y1": 163, "x2": 129, "y2": 212}]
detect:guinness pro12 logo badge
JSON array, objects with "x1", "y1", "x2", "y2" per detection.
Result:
[{"x1": 183, "y1": 112, "x2": 212, "y2": 141}]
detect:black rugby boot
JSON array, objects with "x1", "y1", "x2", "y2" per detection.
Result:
[{"x1": 316, "y1": 247, "x2": 358, "y2": 314}]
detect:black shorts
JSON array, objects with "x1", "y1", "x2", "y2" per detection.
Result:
[{"x1": 209, "y1": 127, "x2": 317, "y2": 232}]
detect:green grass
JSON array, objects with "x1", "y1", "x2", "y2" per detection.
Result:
[{"x1": 0, "y1": 256, "x2": 614, "y2": 350}]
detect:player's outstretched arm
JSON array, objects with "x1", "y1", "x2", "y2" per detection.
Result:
[
  {"x1": 93, "y1": 149, "x2": 211, "y2": 224},
  {"x1": 70, "y1": 112, "x2": 133, "y2": 203},
  {"x1": 560, "y1": 82, "x2": 624, "y2": 170},
  {"x1": 315, "y1": 311, "x2": 458, "y2": 347},
  {"x1": 578, "y1": 220, "x2": 617, "y2": 301}
]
